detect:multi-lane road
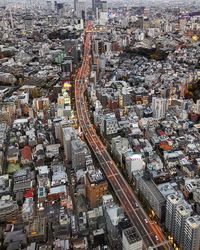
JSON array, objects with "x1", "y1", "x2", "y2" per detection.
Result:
[{"x1": 75, "y1": 24, "x2": 172, "y2": 250}]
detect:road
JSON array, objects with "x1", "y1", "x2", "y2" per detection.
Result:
[{"x1": 74, "y1": 22, "x2": 172, "y2": 250}]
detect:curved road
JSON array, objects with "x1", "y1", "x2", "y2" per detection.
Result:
[{"x1": 75, "y1": 24, "x2": 171, "y2": 250}]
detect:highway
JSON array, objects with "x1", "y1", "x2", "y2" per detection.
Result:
[{"x1": 75, "y1": 23, "x2": 172, "y2": 250}]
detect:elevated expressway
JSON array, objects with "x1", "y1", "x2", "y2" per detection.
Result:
[{"x1": 75, "y1": 25, "x2": 172, "y2": 250}]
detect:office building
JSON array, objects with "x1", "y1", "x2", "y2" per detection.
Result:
[
  {"x1": 183, "y1": 215, "x2": 200, "y2": 250},
  {"x1": 74, "y1": 0, "x2": 77, "y2": 11},
  {"x1": 85, "y1": 169, "x2": 108, "y2": 208},
  {"x1": 100, "y1": 113, "x2": 119, "y2": 135},
  {"x1": 57, "y1": 95, "x2": 65, "y2": 109},
  {"x1": 122, "y1": 226, "x2": 143, "y2": 250},
  {"x1": 33, "y1": 97, "x2": 50, "y2": 111},
  {"x1": 138, "y1": 174, "x2": 166, "y2": 222},
  {"x1": 152, "y1": 97, "x2": 168, "y2": 119},
  {"x1": 104, "y1": 199, "x2": 124, "y2": 249},
  {"x1": 46, "y1": 0, "x2": 55, "y2": 12},
  {"x1": 0, "y1": 200, "x2": 18, "y2": 222},
  {"x1": 92, "y1": 0, "x2": 107, "y2": 24},
  {"x1": 71, "y1": 139, "x2": 86, "y2": 170},
  {"x1": 64, "y1": 40, "x2": 79, "y2": 63},
  {"x1": 125, "y1": 153, "x2": 145, "y2": 178},
  {"x1": 27, "y1": 216, "x2": 47, "y2": 243},
  {"x1": 75, "y1": 0, "x2": 86, "y2": 19},
  {"x1": 165, "y1": 194, "x2": 182, "y2": 235},
  {"x1": 62, "y1": 127, "x2": 77, "y2": 163},
  {"x1": 137, "y1": 16, "x2": 144, "y2": 29},
  {"x1": 61, "y1": 60, "x2": 73, "y2": 76}
]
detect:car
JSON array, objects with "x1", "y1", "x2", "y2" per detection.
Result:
[
  {"x1": 144, "y1": 219, "x2": 148, "y2": 224},
  {"x1": 155, "y1": 235, "x2": 158, "y2": 241},
  {"x1": 135, "y1": 202, "x2": 139, "y2": 207}
]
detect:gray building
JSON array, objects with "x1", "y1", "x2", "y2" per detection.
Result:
[
  {"x1": 174, "y1": 204, "x2": 192, "y2": 247},
  {"x1": 64, "y1": 39, "x2": 79, "y2": 64},
  {"x1": 62, "y1": 127, "x2": 76, "y2": 163},
  {"x1": 165, "y1": 194, "x2": 182, "y2": 235},
  {"x1": 138, "y1": 174, "x2": 166, "y2": 222},
  {"x1": 75, "y1": 0, "x2": 86, "y2": 19},
  {"x1": 71, "y1": 139, "x2": 86, "y2": 171},
  {"x1": 122, "y1": 226, "x2": 143, "y2": 250},
  {"x1": 100, "y1": 113, "x2": 119, "y2": 135},
  {"x1": 183, "y1": 215, "x2": 200, "y2": 250}
]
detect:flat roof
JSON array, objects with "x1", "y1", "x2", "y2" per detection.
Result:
[
  {"x1": 141, "y1": 176, "x2": 166, "y2": 203},
  {"x1": 123, "y1": 226, "x2": 142, "y2": 244},
  {"x1": 13, "y1": 118, "x2": 28, "y2": 124}
]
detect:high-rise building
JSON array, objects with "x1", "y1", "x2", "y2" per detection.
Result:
[
  {"x1": 46, "y1": 0, "x2": 55, "y2": 12},
  {"x1": 122, "y1": 226, "x2": 143, "y2": 250},
  {"x1": 183, "y1": 215, "x2": 200, "y2": 250},
  {"x1": 74, "y1": 0, "x2": 77, "y2": 11},
  {"x1": 137, "y1": 16, "x2": 144, "y2": 29},
  {"x1": 165, "y1": 195, "x2": 198, "y2": 249},
  {"x1": 138, "y1": 175, "x2": 166, "y2": 222},
  {"x1": 174, "y1": 204, "x2": 192, "y2": 247},
  {"x1": 71, "y1": 139, "x2": 86, "y2": 170},
  {"x1": 152, "y1": 97, "x2": 168, "y2": 119},
  {"x1": 75, "y1": 0, "x2": 86, "y2": 19},
  {"x1": 92, "y1": 0, "x2": 107, "y2": 23},
  {"x1": 62, "y1": 127, "x2": 77, "y2": 163},
  {"x1": 165, "y1": 194, "x2": 182, "y2": 235}
]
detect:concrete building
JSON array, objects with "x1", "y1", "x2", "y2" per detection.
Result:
[
  {"x1": 122, "y1": 226, "x2": 143, "y2": 250},
  {"x1": 196, "y1": 99, "x2": 200, "y2": 114},
  {"x1": 183, "y1": 215, "x2": 200, "y2": 250},
  {"x1": 64, "y1": 40, "x2": 79, "y2": 64},
  {"x1": 138, "y1": 174, "x2": 166, "y2": 222},
  {"x1": 28, "y1": 216, "x2": 47, "y2": 243},
  {"x1": 152, "y1": 97, "x2": 168, "y2": 119},
  {"x1": 165, "y1": 194, "x2": 182, "y2": 235},
  {"x1": 104, "y1": 200, "x2": 124, "y2": 250},
  {"x1": 100, "y1": 113, "x2": 119, "y2": 135},
  {"x1": 75, "y1": 0, "x2": 86, "y2": 19},
  {"x1": 92, "y1": 0, "x2": 107, "y2": 19},
  {"x1": 111, "y1": 136, "x2": 130, "y2": 167},
  {"x1": 62, "y1": 127, "x2": 77, "y2": 163},
  {"x1": 125, "y1": 153, "x2": 145, "y2": 179},
  {"x1": 85, "y1": 169, "x2": 108, "y2": 208},
  {"x1": 174, "y1": 204, "x2": 192, "y2": 247},
  {"x1": 0, "y1": 199, "x2": 18, "y2": 222},
  {"x1": 193, "y1": 187, "x2": 200, "y2": 214},
  {"x1": 71, "y1": 139, "x2": 86, "y2": 170}
]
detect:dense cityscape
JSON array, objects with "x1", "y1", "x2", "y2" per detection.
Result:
[{"x1": 0, "y1": 0, "x2": 200, "y2": 249}]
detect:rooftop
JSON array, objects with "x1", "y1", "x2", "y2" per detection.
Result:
[
  {"x1": 123, "y1": 226, "x2": 142, "y2": 244},
  {"x1": 87, "y1": 169, "x2": 105, "y2": 184}
]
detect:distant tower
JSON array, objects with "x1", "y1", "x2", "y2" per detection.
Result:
[
  {"x1": 74, "y1": 0, "x2": 77, "y2": 11},
  {"x1": 51, "y1": 0, "x2": 55, "y2": 12},
  {"x1": 9, "y1": 8, "x2": 14, "y2": 30}
]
